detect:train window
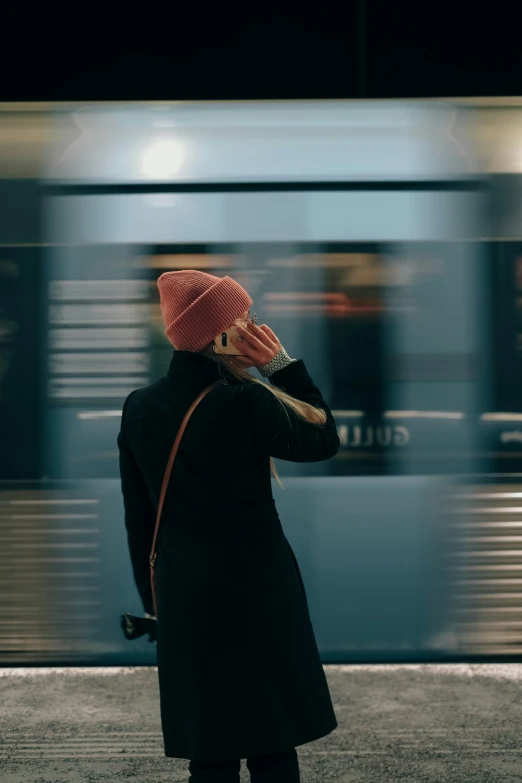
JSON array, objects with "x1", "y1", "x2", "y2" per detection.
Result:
[
  {"x1": 41, "y1": 240, "x2": 498, "y2": 479},
  {"x1": 142, "y1": 242, "x2": 483, "y2": 478}
]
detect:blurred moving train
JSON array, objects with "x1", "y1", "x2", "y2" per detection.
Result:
[{"x1": 2, "y1": 99, "x2": 522, "y2": 664}]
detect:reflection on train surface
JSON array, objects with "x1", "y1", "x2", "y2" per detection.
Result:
[{"x1": 2, "y1": 99, "x2": 522, "y2": 664}]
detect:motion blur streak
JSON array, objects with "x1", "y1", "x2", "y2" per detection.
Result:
[{"x1": 1, "y1": 99, "x2": 522, "y2": 664}]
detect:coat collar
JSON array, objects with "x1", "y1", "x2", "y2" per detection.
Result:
[{"x1": 166, "y1": 349, "x2": 244, "y2": 386}]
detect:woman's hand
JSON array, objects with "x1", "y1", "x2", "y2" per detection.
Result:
[{"x1": 231, "y1": 323, "x2": 281, "y2": 368}]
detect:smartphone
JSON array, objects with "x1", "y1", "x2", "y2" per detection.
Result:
[{"x1": 213, "y1": 324, "x2": 246, "y2": 355}]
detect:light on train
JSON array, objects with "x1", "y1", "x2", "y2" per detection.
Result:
[{"x1": 142, "y1": 138, "x2": 183, "y2": 179}]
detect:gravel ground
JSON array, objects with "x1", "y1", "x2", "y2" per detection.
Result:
[{"x1": 1, "y1": 664, "x2": 522, "y2": 782}]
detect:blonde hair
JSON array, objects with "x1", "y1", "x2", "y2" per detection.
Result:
[{"x1": 199, "y1": 343, "x2": 327, "y2": 489}]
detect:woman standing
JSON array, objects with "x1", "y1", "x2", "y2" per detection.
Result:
[{"x1": 118, "y1": 270, "x2": 340, "y2": 783}]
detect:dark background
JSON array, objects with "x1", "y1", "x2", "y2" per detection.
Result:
[{"x1": 2, "y1": 3, "x2": 521, "y2": 102}]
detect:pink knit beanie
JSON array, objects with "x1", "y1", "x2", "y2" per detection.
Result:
[{"x1": 157, "y1": 270, "x2": 253, "y2": 352}]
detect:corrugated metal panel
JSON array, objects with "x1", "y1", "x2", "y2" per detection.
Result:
[
  {"x1": 450, "y1": 485, "x2": 522, "y2": 655},
  {"x1": 0, "y1": 489, "x2": 102, "y2": 663}
]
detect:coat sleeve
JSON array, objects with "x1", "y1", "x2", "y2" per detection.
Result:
[
  {"x1": 117, "y1": 392, "x2": 156, "y2": 615},
  {"x1": 240, "y1": 359, "x2": 340, "y2": 463}
]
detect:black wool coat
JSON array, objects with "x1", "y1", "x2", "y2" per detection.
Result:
[{"x1": 117, "y1": 350, "x2": 340, "y2": 762}]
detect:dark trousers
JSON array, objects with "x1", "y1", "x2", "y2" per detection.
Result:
[{"x1": 188, "y1": 747, "x2": 300, "y2": 782}]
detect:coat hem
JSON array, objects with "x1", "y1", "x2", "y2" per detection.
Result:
[{"x1": 162, "y1": 717, "x2": 338, "y2": 762}]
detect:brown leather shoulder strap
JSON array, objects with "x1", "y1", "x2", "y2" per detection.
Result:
[{"x1": 150, "y1": 379, "x2": 222, "y2": 571}]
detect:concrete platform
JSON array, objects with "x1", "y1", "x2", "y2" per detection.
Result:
[{"x1": 1, "y1": 664, "x2": 522, "y2": 782}]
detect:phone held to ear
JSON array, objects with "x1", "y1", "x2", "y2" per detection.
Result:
[{"x1": 213, "y1": 325, "x2": 246, "y2": 355}]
